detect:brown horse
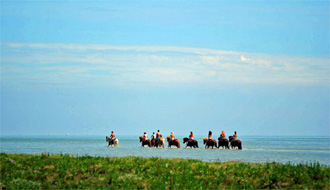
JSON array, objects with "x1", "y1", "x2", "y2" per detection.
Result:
[
  {"x1": 106, "y1": 136, "x2": 118, "y2": 147},
  {"x1": 203, "y1": 138, "x2": 217, "y2": 149},
  {"x1": 166, "y1": 136, "x2": 180, "y2": 148},
  {"x1": 183, "y1": 137, "x2": 199, "y2": 148},
  {"x1": 139, "y1": 136, "x2": 151, "y2": 147},
  {"x1": 155, "y1": 137, "x2": 165, "y2": 148},
  {"x1": 229, "y1": 136, "x2": 242, "y2": 150},
  {"x1": 218, "y1": 137, "x2": 230, "y2": 149}
]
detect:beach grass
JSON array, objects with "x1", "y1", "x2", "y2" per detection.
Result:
[{"x1": 1, "y1": 153, "x2": 329, "y2": 189}]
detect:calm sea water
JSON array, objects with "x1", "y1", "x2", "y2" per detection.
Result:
[{"x1": 1, "y1": 135, "x2": 329, "y2": 165}]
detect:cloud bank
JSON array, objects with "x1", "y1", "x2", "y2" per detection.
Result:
[{"x1": 1, "y1": 42, "x2": 328, "y2": 88}]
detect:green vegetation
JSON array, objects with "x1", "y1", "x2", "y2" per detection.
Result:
[{"x1": 1, "y1": 153, "x2": 329, "y2": 189}]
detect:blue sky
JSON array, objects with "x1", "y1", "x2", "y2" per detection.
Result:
[{"x1": 1, "y1": 0, "x2": 329, "y2": 136}]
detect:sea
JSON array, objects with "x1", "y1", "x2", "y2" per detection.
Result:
[{"x1": 1, "y1": 135, "x2": 329, "y2": 166}]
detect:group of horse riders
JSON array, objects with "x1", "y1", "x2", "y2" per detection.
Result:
[{"x1": 108, "y1": 130, "x2": 241, "y2": 149}]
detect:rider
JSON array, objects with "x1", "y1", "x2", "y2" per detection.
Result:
[
  {"x1": 220, "y1": 131, "x2": 226, "y2": 139},
  {"x1": 151, "y1": 132, "x2": 156, "y2": 140},
  {"x1": 208, "y1": 131, "x2": 212, "y2": 141},
  {"x1": 233, "y1": 131, "x2": 237, "y2": 141},
  {"x1": 186, "y1": 131, "x2": 194, "y2": 148},
  {"x1": 143, "y1": 132, "x2": 148, "y2": 141},
  {"x1": 110, "y1": 131, "x2": 116, "y2": 143},
  {"x1": 156, "y1": 130, "x2": 161, "y2": 142},
  {"x1": 189, "y1": 131, "x2": 194, "y2": 141},
  {"x1": 170, "y1": 132, "x2": 175, "y2": 141}
]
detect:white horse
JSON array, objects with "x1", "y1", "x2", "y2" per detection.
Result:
[{"x1": 106, "y1": 136, "x2": 119, "y2": 147}]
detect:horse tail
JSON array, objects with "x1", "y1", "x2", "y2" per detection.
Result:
[{"x1": 176, "y1": 140, "x2": 180, "y2": 148}]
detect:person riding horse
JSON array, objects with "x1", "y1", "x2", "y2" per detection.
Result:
[
  {"x1": 218, "y1": 131, "x2": 229, "y2": 149},
  {"x1": 150, "y1": 132, "x2": 156, "y2": 146},
  {"x1": 167, "y1": 132, "x2": 180, "y2": 148},
  {"x1": 170, "y1": 132, "x2": 175, "y2": 141},
  {"x1": 208, "y1": 131, "x2": 212, "y2": 141},
  {"x1": 156, "y1": 130, "x2": 161, "y2": 142},
  {"x1": 233, "y1": 131, "x2": 237, "y2": 141},
  {"x1": 109, "y1": 131, "x2": 116, "y2": 144},
  {"x1": 185, "y1": 131, "x2": 198, "y2": 148},
  {"x1": 107, "y1": 131, "x2": 118, "y2": 147},
  {"x1": 204, "y1": 131, "x2": 217, "y2": 148},
  {"x1": 143, "y1": 132, "x2": 148, "y2": 140},
  {"x1": 155, "y1": 130, "x2": 165, "y2": 148},
  {"x1": 220, "y1": 131, "x2": 225, "y2": 140},
  {"x1": 151, "y1": 132, "x2": 156, "y2": 141},
  {"x1": 229, "y1": 131, "x2": 242, "y2": 149}
]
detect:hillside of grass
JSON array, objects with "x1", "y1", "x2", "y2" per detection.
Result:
[{"x1": 1, "y1": 153, "x2": 329, "y2": 189}]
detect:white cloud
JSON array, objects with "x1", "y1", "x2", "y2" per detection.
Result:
[{"x1": 1, "y1": 42, "x2": 329, "y2": 88}]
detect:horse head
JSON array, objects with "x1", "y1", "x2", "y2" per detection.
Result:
[
  {"x1": 228, "y1": 136, "x2": 233, "y2": 142},
  {"x1": 106, "y1": 136, "x2": 111, "y2": 142},
  {"x1": 166, "y1": 136, "x2": 170, "y2": 142},
  {"x1": 203, "y1": 138, "x2": 208, "y2": 144},
  {"x1": 139, "y1": 136, "x2": 143, "y2": 142},
  {"x1": 183, "y1": 137, "x2": 189, "y2": 144}
]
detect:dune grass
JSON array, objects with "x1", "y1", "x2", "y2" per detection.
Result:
[{"x1": 1, "y1": 152, "x2": 329, "y2": 189}]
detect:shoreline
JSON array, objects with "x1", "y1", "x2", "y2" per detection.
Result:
[{"x1": 1, "y1": 153, "x2": 329, "y2": 189}]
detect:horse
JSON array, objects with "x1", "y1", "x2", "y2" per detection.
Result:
[
  {"x1": 139, "y1": 136, "x2": 151, "y2": 147},
  {"x1": 229, "y1": 136, "x2": 242, "y2": 150},
  {"x1": 150, "y1": 138, "x2": 155, "y2": 147},
  {"x1": 183, "y1": 137, "x2": 199, "y2": 148},
  {"x1": 155, "y1": 137, "x2": 165, "y2": 148},
  {"x1": 166, "y1": 136, "x2": 180, "y2": 148},
  {"x1": 218, "y1": 137, "x2": 230, "y2": 149},
  {"x1": 203, "y1": 138, "x2": 217, "y2": 149},
  {"x1": 106, "y1": 136, "x2": 119, "y2": 147}
]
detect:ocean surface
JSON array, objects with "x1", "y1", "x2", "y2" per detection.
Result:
[{"x1": 1, "y1": 135, "x2": 329, "y2": 165}]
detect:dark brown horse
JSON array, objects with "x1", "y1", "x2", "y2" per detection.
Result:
[
  {"x1": 218, "y1": 137, "x2": 230, "y2": 149},
  {"x1": 183, "y1": 137, "x2": 199, "y2": 148},
  {"x1": 203, "y1": 138, "x2": 217, "y2": 149},
  {"x1": 139, "y1": 136, "x2": 151, "y2": 147},
  {"x1": 229, "y1": 136, "x2": 242, "y2": 150},
  {"x1": 166, "y1": 136, "x2": 180, "y2": 148},
  {"x1": 155, "y1": 137, "x2": 165, "y2": 148},
  {"x1": 150, "y1": 138, "x2": 155, "y2": 147}
]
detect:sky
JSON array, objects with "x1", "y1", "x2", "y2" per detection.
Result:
[{"x1": 1, "y1": 0, "x2": 329, "y2": 136}]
